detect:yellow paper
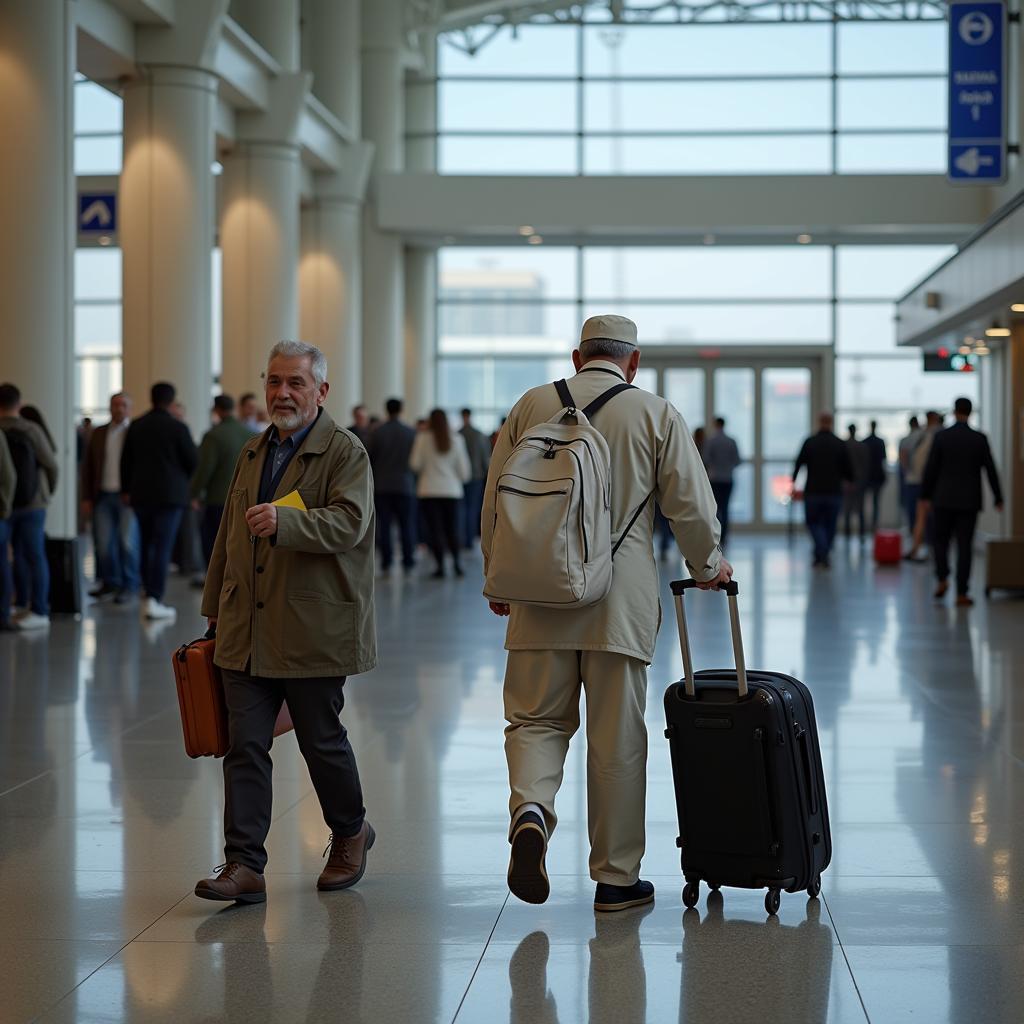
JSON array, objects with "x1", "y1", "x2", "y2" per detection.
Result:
[{"x1": 272, "y1": 490, "x2": 307, "y2": 512}]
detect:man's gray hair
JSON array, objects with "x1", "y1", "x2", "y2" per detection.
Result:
[
  {"x1": 267, "y1": 340, "x2": 328, "y2": 386},
  {"x1": 579, "y1": 337, "x2": 637, "y2": 361}
]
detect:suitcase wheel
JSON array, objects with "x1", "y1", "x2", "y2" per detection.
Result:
[
  {"x1": 807, "y1": 875, "x2": 822, "y2": 900},
  {"x1": 682, "y1": 881, "x2": 700, "y2": 909},
  {"x1": 708, "y1": 883, "x2": 721, "y2": 892},
  {"x1": 764, "y1": 888, "x2": 781, "y2": 916}
]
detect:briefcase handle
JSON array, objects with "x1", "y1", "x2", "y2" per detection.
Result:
[{"x1": 669, "y1": 578, "x2": 748, "y2": 698}]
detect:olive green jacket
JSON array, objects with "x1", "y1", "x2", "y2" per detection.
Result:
[
  {"x1": 201, "y1": 410, "x2": 377, "y2": 679},
  {"x1": 191, "y1": 415, "x2": 254, "y2": 506}
]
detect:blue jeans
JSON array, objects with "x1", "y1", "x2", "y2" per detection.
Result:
[
  {"x1": 461, "y1": 479, "x2": 485, "y2": 548},
  {"x1": 0, "y1": 519, "x2": 12, "y2": 625},
  {"x1": 93, "y1": 491, "x2": 140, "y2": 591},
  {"x1": 134, "y1": 504, "x2": 184, "y2": 602},
  {"x1": 10, "y1": 507, "x2": 49, "y2": 615},
  {"x1": 804, "y1": 494, "x2": 842, "y2": 564}
]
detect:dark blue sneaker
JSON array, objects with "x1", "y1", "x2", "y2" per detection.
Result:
[
  {"x1": 507, "y1": 811, "x2": 549, "y2": 905},
  {"x1": 594, "y1": 879, "x2": 655, "y2": 913}
]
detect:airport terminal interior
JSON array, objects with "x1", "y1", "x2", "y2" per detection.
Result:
[{"x1": 2, "y1": 0, "x2": 1024, "y2": 1021}]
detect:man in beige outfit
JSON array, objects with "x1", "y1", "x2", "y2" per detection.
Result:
[{"x1": 482, "y1": 315, "x2": 731, "y2": 913}]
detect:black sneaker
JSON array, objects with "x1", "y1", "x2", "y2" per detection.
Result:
[
  {"x1": 508, "y1": 811, "x2": 549, "y2": 905},
  {"x1": 89, "y1": 582, "x2": 117, "y2": 600},
  {"x1": 594, "y1": 879, "x2": 655, "y2": 913}
]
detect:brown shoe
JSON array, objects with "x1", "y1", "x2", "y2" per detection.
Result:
[
  {"x1": 195, "y1": 862, "x2": 266, "y2": 904},
  {"x1": 956, "y1": 594, "x2": 975, "y2": 607},
  {"x1": 317, "y1": 822, "x2": 375, "y2": 891},
  {"x1": 934, "y1": 580, "x2": 949, "y2": 601}
]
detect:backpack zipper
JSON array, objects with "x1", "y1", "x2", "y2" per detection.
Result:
[{"x1": 498, "y1": 485, "x2": 569, "y2": 498}]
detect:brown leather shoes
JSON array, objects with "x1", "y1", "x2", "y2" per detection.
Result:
[
  {"x1": 317, "y1": 821, "x2": 375, "y2": 891},
  {"x1": 195, "y1": 862, "x2": 266, "y2": 904}
]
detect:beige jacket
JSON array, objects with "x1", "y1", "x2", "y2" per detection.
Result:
[
  {"x1": 410, "y1": 431, "x2": 471, "y2": 499},
  {"x1": 201, "y1": 410, "x2": 377, "y2": 679},
  {"x1": 482, "y1": 360, "x2": 722, "y2": 664}
]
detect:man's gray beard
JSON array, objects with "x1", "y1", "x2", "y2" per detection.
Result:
[{"x1": 271, "y1": 409, "x2": 303, "y2": 431}]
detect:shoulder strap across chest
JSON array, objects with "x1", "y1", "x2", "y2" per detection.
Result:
[{"x1": 554, "y1": 378, "x2": 634, "y2": 420}]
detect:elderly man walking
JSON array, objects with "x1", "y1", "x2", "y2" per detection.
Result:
[
  {"x1": 195, "y1": 341, "x2": 377, "y2": 904},
  {"x1": 482, "y1": 315, "x2": 730, "y2": 913}
]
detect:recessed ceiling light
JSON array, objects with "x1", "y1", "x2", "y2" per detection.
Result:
[
  {"x1": 797, "y1": 233, "x2": 812, "y2": 244},
  {"x1": 985, "y1": 324, "x2": 1011, "y2": 337},
  {"x1": 528, "y1": 234, "x2": 543, "y2": 245},
  {"x1": 98, "y1": 235, "x2": 112, "y2": 246},
  {"x1": 519, "y1": 225, "x2": 535, "y2": 236},
  {"x1": 974, "y1": 345, "x2": 991, "y2": 355},
  {"x1": 1011, "y1": 304, "x2": 1024, "y2": 313}
]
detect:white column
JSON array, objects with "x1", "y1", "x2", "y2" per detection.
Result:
[
  {"x1": 220, "y1": 141, "x2": 301, "y2": 398},
  {"x1": 360, "y1": 0, "x2": 405, "y2": 415},
  {"x1": 230, "y1": 0, "x2": 300, "y2": 70},
  {"x1": 121, "y1": 66, "x2": 217, "y2": 443},
  {"x1": 302, "y1": 0, "x2": 360, "y2": 129},
  {"x1": 0, "y1": 0, "x2": 75, "y2": 536}
]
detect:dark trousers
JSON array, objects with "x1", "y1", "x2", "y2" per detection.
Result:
[
  {"x1": 866, "y1": 480, "x2": 885, "y2": 533},
  {"x1": 10, "y1": 507, "x2": 48, "y2": 614},
  {"x1": 222, "y1": 670, "x2": 365, "y2": 873},
  {"x1": 0, "y1": 518, "x2": 11, "y2": 626},
  {"x1": 375, "y1": 492, "x2": 416, "y2": 569},
  {"x1": 461, "y1": 478, "x2": 485, "y2": 548},
  {"x1": 843, "y1": 485, "x2": 867, "y2": 538},
  {"x1": 200, "y1": 505, "x2": 224, "y2": 567},
  {"x1": 133, "y1": 504, "x2": 183, "y2": 601},
  {"x1": 933, "y1": 507, "x2": 978, "y2": 596},
  {"x1": 710, "y1": 481, "x2": 734, "y2": 545},
  {"x1": 904, "y1": 483, "x2": 921, "y2": 532},
  {"x1": 421, "y1": 497, "x2": 461, "y2": 570},
  {"x1": 804, "y1": 494, "x2": 842, "y2": 564}
]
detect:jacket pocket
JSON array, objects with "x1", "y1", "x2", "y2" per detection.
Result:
[{"x1": 284, "y1": 592, "x2": 355, "y2": 670}]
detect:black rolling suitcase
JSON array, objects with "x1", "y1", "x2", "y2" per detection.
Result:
[
  {"x1": 663, "y1": 578, "x2": 831, "y2": 915},
  {"x1": 45, "y1": 536, "x2": 83, "y2": 615}
]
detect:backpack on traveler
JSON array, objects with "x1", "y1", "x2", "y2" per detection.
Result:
[
  {"x1": 484, "y1": 379, "x2": 649, "y2": 609},
  {"x1": 7, "y1": 429, "x2": 39, "y2": 509}
]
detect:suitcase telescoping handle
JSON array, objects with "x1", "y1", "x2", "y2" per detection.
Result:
[{"x1": 670, "y1": 578, "x2": 748, "y2": 698}]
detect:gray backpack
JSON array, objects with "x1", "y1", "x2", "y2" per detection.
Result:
[{"x1": 484, "y1": 379, "x2": 647, "y2": 609}]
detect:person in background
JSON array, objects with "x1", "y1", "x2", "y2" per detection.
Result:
[
  {"x1": 842, "y1": 423, "x2": 869, "y2": 541},
  {"x1": 120, "y1": 382, "x2": 198, "y2": 621},
  {"x1": 793, "y1": 413, "x2": 853, "y2": 569},
  {"x1": 0, "y1": 430, "x2": 15, "y2": 631},
  {"x1": 459, "y1": 407, "x2": 491, "y2": 549},
  {"x1": 367, "y1": 398, "x2": 418, "y2": 575},
  {"x1": 904, "y1": 410, "x2": 943, "y2": 561},
  {"x1": 898, "y1": 415, "x2": 922, "y2": 530},
  {"x1": 191, "y1": 395, "x2": 251, "y2": 572},
  {"x1": 863, "y1": 420, "x2": 888, "y2": 534},
  {"x1": 348, "y1": 405, "x2": 370, "y2": 446},
  {"x1": 82, "y1": 392, "x2": 140, "y2": 604},
  {"x1": 0, "y1": 384, "x2": 58, "y2": 630},
  {"x1": 410, "y1": 409, "x2": 470, "y2": 578},
  {"x1": 239, "y1": 392, "x2": 263, "y2": 434},
  {"x1": 703, "y1": 416, "x2": 741, "y2": 546},
  {"x1": 19, "y1": 405, "x2": 56, "y2": 453},
  {"x1": 920, "y1": 397, "x2": 1003, "y2": 607}
]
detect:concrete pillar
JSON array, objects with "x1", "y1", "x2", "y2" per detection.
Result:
[
  {"x1": 230, "y1": 0, "x2": 300, "y2": 70},
  {"x1": 0, "y1": 0, "x2": 75, "y2": 537},
  {"x1": 121, "y1": 66, "x2": 217, "y2": 443},
  {"x1": 360, "y1": 0, "x2": 405, "y2": 415},
  {"x1": 220, "y1": 141, "x2": 302, "y2": 398},
  {"x1": 302, "y1": 0, "x2": 360, "y2": 130}
]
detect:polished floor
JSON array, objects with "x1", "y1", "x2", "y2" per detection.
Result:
[{"x1": 2, "y1": 534, "x2": 1023, "y2": 1023}]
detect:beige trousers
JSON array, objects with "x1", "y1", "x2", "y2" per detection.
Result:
[{"x1": 503, "y1": 648, "x2": 648, "y2": 886}]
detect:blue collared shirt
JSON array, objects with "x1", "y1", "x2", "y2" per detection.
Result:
[{"x1": 258, "y1": 414, "x2": 318, "y2": 504}]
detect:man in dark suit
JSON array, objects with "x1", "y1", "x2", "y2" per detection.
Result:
[
  {"x1": 920, "y1": 397, "x2": 1003, "y2": 606},
  {"x1": 120, "y1": 382, "x2": 198, "y2": 621},
  {"x1": 366, "y1": 397, "x2": 417, "y2": 573},
  {"x1": 793, "y1": 412, "x2": 854, "y2": 569}
]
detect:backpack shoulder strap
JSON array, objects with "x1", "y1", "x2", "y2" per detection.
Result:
[
  {"x1": 554, "y1": 379, "x2": 575, "y2": 409},
  {"x1": 582, "y1": 382, "x2": 634, "y2": 420}
]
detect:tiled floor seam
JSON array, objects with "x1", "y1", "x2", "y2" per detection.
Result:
[
  {"x1": 450, "y1": 891, "x2": 511, "y2": 1023},
  {"x1": 822, "y1": 893, "x2": 873, "y2": 1024}
]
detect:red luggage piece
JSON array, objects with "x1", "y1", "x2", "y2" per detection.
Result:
[
  {"x1": 874, "y1": 530, "x2": 902, "y2": 565},
  {"x1": 172, "y1": 630, "x2": 293, "y2": 758}
]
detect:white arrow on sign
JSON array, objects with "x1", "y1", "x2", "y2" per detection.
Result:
[
  {"x1": 954, "y1": 147, "x2": 995, "y2": 175},
  {"x1": 81, "y1": 199, "x2": 112, "y2": 227}
]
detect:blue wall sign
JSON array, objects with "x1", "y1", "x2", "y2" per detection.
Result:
[
  {"x1": 78, "y1": 192, "x2": 117, "y2": 234},
  {"x1": 948, "y1": 0, "x2": 1007, "y2": 184}
]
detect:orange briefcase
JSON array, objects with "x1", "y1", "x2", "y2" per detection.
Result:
[{"x1": 172, "y1": 631, "x2": 293, "y2": 758}]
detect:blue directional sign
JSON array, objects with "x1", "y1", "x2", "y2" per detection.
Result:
[
  {"x1": 78, "y1": 192, "x2": 117, "y2": 234},
  {"x1": 948, "y1": 0, "x2": 1007, "y2": 184}
]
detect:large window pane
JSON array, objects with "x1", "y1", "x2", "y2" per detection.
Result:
[
  {"x1": 664, "y1": 368, "x2": 705, "y2": 428},
  {"x1": 75, "y1": 80, "x2": 122, "y2": 133},
  {"x1": 838, "y1": 79, "x2": 945, "y2": 131},
  {"x1": 585, "y1": 81, "x2": 830, "y2": 132},
  {"x1": 440, "y1": 248, "x2": 577, "y2": 301},
  {"x1": 440, "y1": 25, "x2": 578, "y2": 77},
  {"x1": 74, "y1": 304, "x2": 121, "y2": 355},
  {"x1": 713, "y1": 368, "x2": 755, "y2": 457},
  {"x1": 75, "y1": 249, "x2": 122, "y2": 301},
  {"x1": 762, "y1": 460, "x2": 799, "y2": 524},
  {"x1": 583, "y1": 24, "x2": 832, "y2": 76},
  {"x1": 837, "y1": 133, "x2": 946, "y2": 174},
  {"x1": 440, "y1": 81, "x2": 576, "y2": 132},
  {"x1": 439, "y1": 302, "x2": 578, "y2": 354},
  {"x1": 762, "y1": 367, "x2": 811, "y2": 458},
  {"x1": 76, "y1": 357, "x2": 123, "y2": 419},
  {"x1": 584, "y1": 134, "x2": 831, "y2": 174},
  {"x1": 439, "y1": 136, "x2": 577, "y2": 174},
  {"x1": 74, "y1": 136, "x2": 122, "y2": 174},
  {"x1": 838, "y1": 23, "x2": 947, "y2": 74},
  {"x1": 836, "y1": 355, "x2": 980, "y2": 410},
  {"x1": 730, "y1": 462, "x2": 754, "y2": 525},
  {"x1": 580, "y1": 303, "x2": 832, "y2": 345},
  {"x1": 836, "y1": 303, "x2": 898, "y2": 353},
  {"x1": 836, "y1": 246, "x2": 955, "y2": 299},
  {"x1": 584, "y1": 247, "x2": 832, "y2": 300}
]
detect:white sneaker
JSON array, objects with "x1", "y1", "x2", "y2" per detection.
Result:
[
  {"x1": 144, "y1": 597, "x2": 176, "y2": 621},
  {"x1": 16, "y1": 612, "x2": 50, "y2": 631}
]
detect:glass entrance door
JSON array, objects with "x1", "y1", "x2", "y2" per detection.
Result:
[{"x1": 635, "y1": 351, "x2": 823, "y2": 530}]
